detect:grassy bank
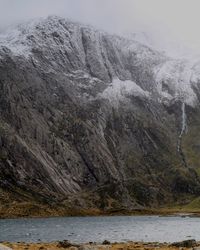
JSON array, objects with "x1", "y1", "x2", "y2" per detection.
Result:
[
  {"x1": 1, "y1": 191, "x2": 200, "y2": 219},
  {"x1": 1, "y1": 204, "x2": 200, "y2": 219},
  {"x1": 2, "y1": 241, "x2": 199, "y2": 250}
]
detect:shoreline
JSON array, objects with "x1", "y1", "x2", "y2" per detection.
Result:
[
  {"x1": 2, "y1": 240, "x2": 199, "y2": 250},
  {"x1": 1, "y1": 208, "x2": 200, "y2": 220}
]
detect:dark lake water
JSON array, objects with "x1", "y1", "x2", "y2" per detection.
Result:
[{"x1": 0, "y1": 215, "x2": 200, "y2": 243}]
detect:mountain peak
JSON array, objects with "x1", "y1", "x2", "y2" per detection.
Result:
[{"x1": 0, "y1": 15, "x2": 199, "y2": 108}]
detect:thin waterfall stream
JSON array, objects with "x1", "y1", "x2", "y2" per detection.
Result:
[{"x1": 177, "y1": 102, "x2": 188, "y2": 167}]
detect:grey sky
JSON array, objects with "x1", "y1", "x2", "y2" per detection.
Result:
[{"x1": 1, "y1": 0, "x2": 200, "y2": 53}]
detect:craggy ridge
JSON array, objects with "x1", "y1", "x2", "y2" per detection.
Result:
[{"x1": 1, "y1": 16, "x2": 200, "y2": 215}]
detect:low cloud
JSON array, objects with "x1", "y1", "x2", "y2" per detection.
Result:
[{"x1": 1, "y1": 0, "x2": 200, "y2": 54}]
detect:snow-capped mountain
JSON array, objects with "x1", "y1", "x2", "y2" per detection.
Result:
[{"x1": 0, "y1": 16, "x2": 200, "y2": 215}]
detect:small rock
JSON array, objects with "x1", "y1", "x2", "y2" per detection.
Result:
[
  {"x1": 193, "y1": 247, "x2": 200, "y2": 250},
  {"x1": 0, "y1": 244, "x2": 12, "y2": 250},
  {"x1": 171, "y1": 239, "x2": 196, "y2": 248},
  {"x1": 102, "y1": 240, "x2": 111, "y2": 245},
  {"x1": 57, "y1": 240, "x2": 73, "y2": 248}
]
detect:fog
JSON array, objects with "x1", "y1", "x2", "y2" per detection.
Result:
[{"x1": 1, "y1": 0, "x2": 200, "y2": 56}]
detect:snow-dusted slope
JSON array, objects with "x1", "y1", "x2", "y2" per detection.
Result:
[
  {"x1": 0, "y1": 16, "x2": 199, "y2": 108},
  {"x1": 1, "y1": 16, "x2": 200, "y2": 212},
  {"x1": 98, "y1": 78, "x2": 150, "y2": 106},
  {"x1": 154, "y1": 59, "x2": 198, "y2": 106}
]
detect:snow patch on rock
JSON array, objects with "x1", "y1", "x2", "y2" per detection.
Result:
[
  {"x1": 0, "y1": 19, "x2": 40, "y2": 57},
  {"x1": 98, "y1": 78, "x2": 150, "y2": 105},
  {"x1": 154, "y1": 59, "x2": 197, "y2": 106}
]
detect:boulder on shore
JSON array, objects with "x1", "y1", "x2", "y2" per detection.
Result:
[{"x1": 170, "y1": 239, "x2": 196, "y2": 247}]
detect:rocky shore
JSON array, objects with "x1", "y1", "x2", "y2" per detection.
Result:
[{"x1": 1, "y1": 240, "x2": 199, "y2": 250}]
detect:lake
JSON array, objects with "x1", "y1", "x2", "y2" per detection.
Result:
[{"x1": 0, "y1": 215, "x2": 199, "y2": 243}]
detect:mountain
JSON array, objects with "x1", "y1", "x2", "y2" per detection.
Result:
[{"x1": 0, "y1": 16, "x2": 200, "y2": 216}]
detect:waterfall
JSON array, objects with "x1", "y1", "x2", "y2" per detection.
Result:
[
  {"x1": 177, "y1": 102, "x2": 187, "y2": 152},
  {"x1": 179, "y1": 102, "x2": 187, "y2": 139},
  {"x1": 177, "y1": 102, "x2": 188, "y2": 167}
]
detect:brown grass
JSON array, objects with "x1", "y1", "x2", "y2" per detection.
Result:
[{"x1": 3, "y1": 241, "x2": 194, "y2": 250}]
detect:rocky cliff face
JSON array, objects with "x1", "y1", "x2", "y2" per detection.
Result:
[{"x1": 0, "y1": 16, "x2": 200, "y2": 212}]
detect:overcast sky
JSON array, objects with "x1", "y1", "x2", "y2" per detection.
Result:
[{"x1": 1, "y1": 0, "x2": 200, "y2": 54}]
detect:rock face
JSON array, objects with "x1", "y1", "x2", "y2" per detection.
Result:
[{"x1": 0, "y1": 16, "x2": 200, "y2": 211}]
